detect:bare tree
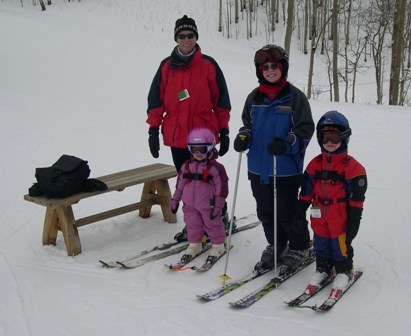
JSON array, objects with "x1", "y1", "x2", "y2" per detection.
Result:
[
  {"x1": 389, "y1": 0, "x2": 406, "y2": 105},
  {"x1": 342, "y1": 0, "x2": 353, "y2": 103},
  {"x1": 399, "y1": 1, "x2": 411, "y2": 104},
  {"x1": 331, "y1": 0, "x2": 340, "y2": 102},
  {"x1": 235, "y1": 0, "x2": 240, "y2": 23},
  {"x1": 303, "y1": 0, "x2": 309, "y2": 54},
  {"x1": 284, "y1": 0, "x2": 294, "y2": 55},
  {"x1": 271, "y1": 0, "x2": 276, "y2": 31},
  {"x1": 307, "y1": 6, "x2": 333, "y2": 99},
  {"x1": 218, "y1": 0, "x2": 223, "y2": 32},
  {"x1": 362, "y1": 0, "x2": 393, "y2": 104}
]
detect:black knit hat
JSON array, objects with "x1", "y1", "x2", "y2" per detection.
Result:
[{"x1": 174, "y1": 15, "x2": 198, "y2": 41}]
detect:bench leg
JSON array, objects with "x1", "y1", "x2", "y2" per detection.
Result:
[
  {"x1": 156, "y1": 179, "x2": 177, "y2": 224},
  {"x1": 139, "y1": 180, "x2": 177, "y2": 224},
  {"x1": 139, "y1": 181, "x2": 155, "y2": 219},
  {"x1": 42, "y1": 206, "x2": 82, "y2": 256},
  {"x1": 56, "y1": 206, "x2": 82, "y2": 256},
  {"x1": 43, "y1": 207, "x2": 59, "y2": 246}
]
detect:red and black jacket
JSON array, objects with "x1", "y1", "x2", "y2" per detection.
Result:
[{"x1": 146, "y1": 44, "x2": 231, "y2": 148}]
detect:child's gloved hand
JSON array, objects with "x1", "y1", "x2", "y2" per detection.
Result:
[
  {"x1": 170, "y1": 199, "x2": 179, "y2": 214},
  {"x1": 210, "y1": 196, "x2": 225, "y2": 220},
  {"x1": 170, "y1": 189, "x2": 182, "y2": 214},
  {"x1": 346, "y1": 207, "x2": 363, "y2": 245}
]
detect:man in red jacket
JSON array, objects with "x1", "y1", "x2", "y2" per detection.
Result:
[{"x1": 146, "y1": 15, "x2": 231, "y2": 241}]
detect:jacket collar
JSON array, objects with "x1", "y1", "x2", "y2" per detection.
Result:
[{"x1": 170, "y1": 44, "x2": 201, "y2": 69}]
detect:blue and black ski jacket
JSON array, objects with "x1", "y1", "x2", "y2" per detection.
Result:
[{"x1": 240, "y1": 83, "x2": 314, "y2": 185}]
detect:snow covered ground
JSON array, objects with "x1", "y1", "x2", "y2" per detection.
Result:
[{"x1": 1, "y1": 1, "x2": 411, "y2": 335}]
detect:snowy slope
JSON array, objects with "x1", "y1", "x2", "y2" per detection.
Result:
[{"x1": 1, "y1": 1, "x2": 411, "y2": 335}]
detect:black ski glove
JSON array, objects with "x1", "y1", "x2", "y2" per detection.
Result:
[
  {"x1": 346, "y1": 206, "x2": 363, "y2": 246},
  {"x1": 148, "y1": 127, "x2": 160, "y2": 158},
  {"x1": 218, "y1": 129, "x2": 230, "y2": 156},
  {"x1": 233, "y1": 129, "x2": 252, "y2": 152},
  {"x1": 292, "y1": 200, "x2": 311, "y2": 234},
  {"x1": 267, "y1": 134, "x2": 296, "y2": 156}
]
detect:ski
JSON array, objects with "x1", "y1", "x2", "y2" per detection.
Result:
[
  {"x1": 99, "y1": 215, "x2": 259, "y2": 268},
  {"x1": 113, "y1": 220, "x2": 261, "y2": 269},
  {"x1": 116, "y1": 243, "x2": 189, "y2": 268},
  {"x1": 165, "y1": 244, "x2": 212, "y2": 270},
  {"x1": 196, "y1": 268, "x2": 273, "y2": 301},
  {"x1": 99, "y1": 240, "x2": 183, "y2": 268},
  {"x1": 299, "y1": 271, "x2": 363, "y2": 312},
  {"x1": 285, "y1": 274, "x2": 335, "y2": 307},
  {"x1": 192, "y1": 245, "x2": 233, "y2": 272},
  {"x1": 229, "y1": 250, "x2": 316, "y2": 308}
]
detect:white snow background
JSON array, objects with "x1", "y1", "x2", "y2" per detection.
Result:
[{"x1": 1, "y1": 1, "x2": 411, "y2": 335}]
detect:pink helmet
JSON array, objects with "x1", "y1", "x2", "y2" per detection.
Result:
[{"x1": 187, "y1": 127, "x2": 216, "y2": 155}]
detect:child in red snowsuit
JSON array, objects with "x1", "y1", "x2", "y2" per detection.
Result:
[
  {"x1": 292, "y1": 111, "x2": 367, "y2": 293},
  {"x1": 170, "y1": 127, "x2": 229, "y2": 264}
]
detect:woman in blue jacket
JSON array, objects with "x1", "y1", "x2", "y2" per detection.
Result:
[{"x1": 233, "y1": 45, "x2": 314, "y2": 273}]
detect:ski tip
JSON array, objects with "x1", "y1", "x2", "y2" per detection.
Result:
[
  {"x1": 284, "y1": 301, "x2": 296, "y2": 307},
  {"x1": 196, "y1": 294, "x2": 211, "y2": 301},
  {"x1": 165, "y1": 264, "x2": 195, "y2": 271},
  {"x1": 99, "y1": 260, "x2": 111, "y2": 267},
  {"x1": 229, "y1": 302, "x2": 247, "y2": 309}
]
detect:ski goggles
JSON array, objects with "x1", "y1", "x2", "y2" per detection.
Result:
[
  {"x1": 255, "y1": 45, "x2": 284, "y2": 64},
  {"x1": 260, "y1": 63, "x2": 280, "y2": 71},
  {"x1": 321, "y1": 131, "x2": 342, "y2": 144},
  {"x1": 188, "y1": 144, "x2": 212, "y2": 155},
  {"x1": 176, "y1": 32, "x2": 196, "y2": 40}
]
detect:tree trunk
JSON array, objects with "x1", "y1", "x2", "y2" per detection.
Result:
[
  {"x1": 218, "y1": 0, "x2": 222, "y2": 32},
  {"x1": 284, "y1": 0, "x2": 294, "y2": 55},
  {"x1": 332, "y1": 0, "x2": 339, "y2": 102},
  {"x1": 389, "y1": 0, "x2": 406, "y2": 105}
]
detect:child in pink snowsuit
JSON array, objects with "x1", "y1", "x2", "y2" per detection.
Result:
[{"x1": 170, "y1": 127, "x2": 229, "y2": 262}]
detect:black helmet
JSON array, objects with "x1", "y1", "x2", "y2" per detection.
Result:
[
  {"x1": 316, "y1": 111, "x2": 352, "y2": 147},
  {"x1": 254, "y1": 45, "x2": 289, "y2": 82}
]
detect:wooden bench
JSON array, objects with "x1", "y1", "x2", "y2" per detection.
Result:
[{"x1": 24, "y1": 163, "x2": 178, "y2": 256}]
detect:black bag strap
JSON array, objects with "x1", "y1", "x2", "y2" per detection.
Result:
[{"x1": 52, "y1": 155, "x2": 87, "y2": 173}]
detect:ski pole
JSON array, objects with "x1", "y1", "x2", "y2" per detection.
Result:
[
  {"x1": 219, "y1": 151, "x2": 243, "y2": 285},
  {"x1": 273, "y1": 155, "x2": 278, "y2": 276}
]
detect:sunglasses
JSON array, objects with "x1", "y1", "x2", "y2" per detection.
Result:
[
  {"x1": 188, "y1": 144, "x2": 211, "y2": 155},
  {"x1": 255, "y1": 46, "x2": 284, "y2": 64},
  {"x1": 177, "y1": 33, "x2": 195, "y2": 40},
  {"x1": 321, "y1": 131, "x2": 342, "y2": 144},
  {"x1": 261, "y1": 63, "x2": 279, "y2": 71}
]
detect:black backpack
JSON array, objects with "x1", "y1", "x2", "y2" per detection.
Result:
[{"x1": 29, "y1": 155, "x2": 104, "y2": 198}]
